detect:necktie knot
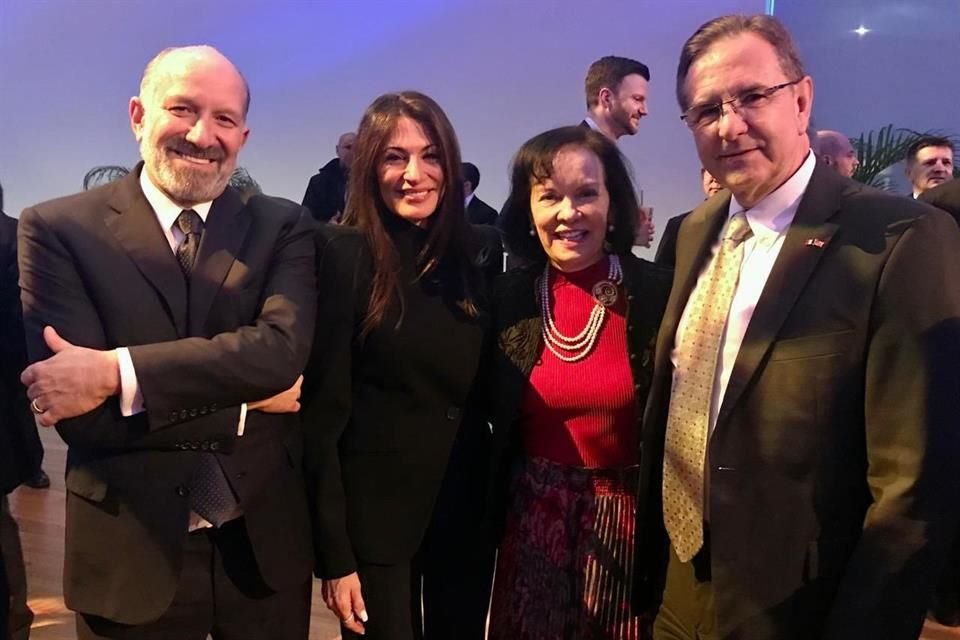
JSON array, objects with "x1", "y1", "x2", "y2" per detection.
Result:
[
  {"x1": 176, "y1": 209, "x2": 203, "y2": 236},
  {"x1": 725, "y1": 211, "x2": 753, "y2": 246}
]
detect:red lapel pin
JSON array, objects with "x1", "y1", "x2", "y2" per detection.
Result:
[{"x1": 805, "y1": 238, "x2": 825, "y2": 248}]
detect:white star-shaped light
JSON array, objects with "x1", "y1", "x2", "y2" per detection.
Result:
[{"x1": 853, "y1": 24, "x2": 871, "y2": 37}]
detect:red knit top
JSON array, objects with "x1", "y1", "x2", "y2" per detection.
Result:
[{"x1": 520, "y1": 257, "x2": 639, "y2": 468}]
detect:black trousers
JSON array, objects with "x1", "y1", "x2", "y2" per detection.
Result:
[
  {"x1": 77, "y1": 518, "x2": 311, "y2": 640},
  {"x1": 0, "y1": 526, "x2": 8, "y2": 640},
  {"x1": 341, "y1": 549, "x2": 494, "y2": 640},
  {"x1": 1, "y1": 495, "x2": 33, "y2": 640},
  {"x1": 342, "y1": 424, "x2": 495, "y2": 640}
]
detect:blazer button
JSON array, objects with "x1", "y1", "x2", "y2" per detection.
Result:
[
  {"x1": 189, "y1": 408, "x2": 198, "y2": 417},
  {"x1": 179, "y1": 409, "x2": 189, "y2": 420},
  {"x1": 169, "y1": 411, "x2": 179, "y2": 422},
  {"x1": 200, "y1": 406, "x2": 208, "y2": 415},
  {"x1": 176, "y1": 485, "x2": 190, "y2": 498},
  {"x1": 446, "y1": 406, "x2": 461, "y2": 421},
  {"x1": 629, "y1": 353, "x2": 637, "y2": 360},
  {"x1": 210, "y1": 403, "x2": 218, "y2": 412},
  {"x1": 201, "y1": 441, "x2": 210, "y2": 451},
  {"x1": 190, "y1": 442, "x2": 199, "y2": 450},
  {"x1": 210, "y1": 441, "x2": 220, "y2": 451}
]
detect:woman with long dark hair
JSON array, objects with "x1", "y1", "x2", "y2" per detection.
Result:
[
  {"x1": 302, "y1": 91, "x2": 499, "y2": 640},
  {"x1": 486, "y1": 126, "x2": 672, "y2": 638}
]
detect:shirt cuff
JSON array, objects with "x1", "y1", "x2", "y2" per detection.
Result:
[
  {"x1": 238, "y1": 403, "x2": 247, "y2": 437},
  {"x1": 115, "y1": 347, "x2": 144, "y2": 416}
]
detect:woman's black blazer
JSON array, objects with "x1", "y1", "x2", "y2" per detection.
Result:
[{"x1": 302, "y1": 221, "x2": 501, "y2": 579}]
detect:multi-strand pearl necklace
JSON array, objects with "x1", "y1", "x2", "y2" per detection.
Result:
[{"x1": 539, "y1": 255, "x2": 623, "y2": 363}]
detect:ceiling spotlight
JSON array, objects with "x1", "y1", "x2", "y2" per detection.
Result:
[{"x1": 853, "y1": 24, "x2": 871, "y2": 37}]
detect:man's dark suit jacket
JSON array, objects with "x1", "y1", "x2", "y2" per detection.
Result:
[
  {"x1": 921, "y1": 178, "x2": 960, "y2": 226},
  {"x1": 466, "y1": 195, "x2": 498, "y2": 226},
  {"x1": 484, "y1": 255, "x2": 672, "y2": 542},
  {"x1": 302, "y1": 219, "x2": 501, "y2": 580},
  {"x1": 920, "y1": 180, "x2": 960, "y2": 625},
  {"x1": 654, "y1": 212, "x2": 689, "y2": 268},
  {"x1": 302, "y1": 157, "x2": 347, "y2": 222},
  {"x1": 0, "y1": 213, "x2": 40, "y2": 495},
  {"x1": 17, "y1": 167, "x2": 318, "y2": 625},
  {"x1": 634, "y1": 161, "x2": 960, "y2": 639}
]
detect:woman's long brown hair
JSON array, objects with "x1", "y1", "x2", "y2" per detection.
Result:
[{"x1": 341, "y1": 91, "x2": 479, "y2": 335}]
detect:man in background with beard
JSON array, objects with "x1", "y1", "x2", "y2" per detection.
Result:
[
  {"x1": 581, "y1": 55, "x2": 650, "y2": 142},
  {"x1": 17, "y1": 46, "x2": 316, "y2": 639},
  {"x1": 581, "y1": 55, "x2": 657, "y2": 248}
]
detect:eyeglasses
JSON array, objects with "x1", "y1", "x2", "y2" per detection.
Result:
[{"x1": 680, "y1": 78, "x2": 803, "y2": 130}]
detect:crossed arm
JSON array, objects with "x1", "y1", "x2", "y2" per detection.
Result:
[{"x1": 17, "y1": 205, "x2": 317, "y2": 446}]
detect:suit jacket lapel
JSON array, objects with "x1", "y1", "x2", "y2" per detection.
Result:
[
  {"x1": 105, "y1": 170, "x2": 188, "y2": 335},
  {"x1": 715, "y1": 163, "x2": 845, "y2": 429},
  {"x1": 188, "y1": 187, "x2": 248, "y2": 335}
]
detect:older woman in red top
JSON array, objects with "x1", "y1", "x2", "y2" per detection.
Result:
[{"x1": 486, "y1": 126, "x2": 672, "y2": 639}]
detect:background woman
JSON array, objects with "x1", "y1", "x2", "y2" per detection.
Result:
[
  {"x1": 301, "y1": 91, "x2": 499, "y2": 640},
  {"x1": 487, "y1": 126, "x2": 672, "y2": 639}
]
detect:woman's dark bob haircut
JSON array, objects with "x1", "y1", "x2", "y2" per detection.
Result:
[{"x1": 500, "y1": 126, "x2": 638, "y2": 264}]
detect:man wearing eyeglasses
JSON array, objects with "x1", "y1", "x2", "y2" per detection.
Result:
[{"x1": 633, "y1": 14, "x2": 960, "y2": 640}]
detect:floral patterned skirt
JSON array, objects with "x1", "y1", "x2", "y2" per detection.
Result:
[{"x1": 488, "y1": 456, "x2": 651, "y2": 640}]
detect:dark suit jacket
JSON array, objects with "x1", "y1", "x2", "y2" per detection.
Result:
[
  {"x1": 654, "y1": 212, "x2": 689, "y2": 268},
  {"x1": 920, "y1": 178, "x2": 960, "y2": 226},
  {"x1": 657, "y1": 192, "x2": 732, "y2": 268},
  {"x1": 302, "y1": 219, "x2": 502, "y2": 579},
  {"x1": 17, "y1": 167, "x2": 318, "y2": 624},
  {"x1": 302, "y1": 158, "x2": 347, "y2": 222},
  {"x1": 466, "y1": 195, "x2": 498, "y2": 226},
  {"x1": 0, "y1": 213, "x2": 39, "y2": 494},
  {"x1": 484, "y1": 255, "x2": 672, "y2": 540},
  {"x1": 920, "y1": 181, "x2": 960, "y2": 626},
  {"x1": 635, "y1": 161, "x2": 960, "y2": 639}
]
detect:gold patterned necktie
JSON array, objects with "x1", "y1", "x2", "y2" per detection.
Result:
[{"x1": 662, "y1": 211, "x2": 753, "y2": 562}]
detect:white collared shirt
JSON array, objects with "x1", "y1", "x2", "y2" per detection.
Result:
[
  {"x1": 464, "y1": 193, "x2": 475, "y2": 208},
  {"x1": 671, "y1": 151, "x2": 816, "y2": 436},
  {"x1": 583, "y1": 116, "x2": 601, "y2": 132},
  {"x1": 139, "y1": 167, "x2": 213, "y2": 251},
  {"x1": 116, "y1": 170, "x2": 247, "y2": 434}
]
